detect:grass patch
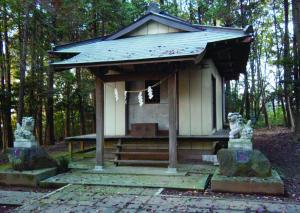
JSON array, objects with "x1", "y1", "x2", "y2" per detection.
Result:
[{"x1": 0, "y1": 163, "x2": 12, "y2": 171}]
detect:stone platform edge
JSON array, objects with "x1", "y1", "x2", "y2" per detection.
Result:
[
  {"x1": 211, "y1": 168, "x2": 284, "y2": 195},
  {"x1": 0, "y1": 167, "x2": 57, "y2": 187}
]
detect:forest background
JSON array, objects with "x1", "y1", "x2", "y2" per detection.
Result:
[{"x1": 0, "y1": 0, "x2": 300, "y2": 150}]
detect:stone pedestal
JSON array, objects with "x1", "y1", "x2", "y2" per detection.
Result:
[
  {"x1": 0, "y1": 168, "x2": 57, "y2": 187},
  {"x1": 228, "y1": 138, "x2": 252, "y2": 150},
  {"x1": 14, "y1": 140, "x2": 37, "y2": 148},
  {"x1": 8, "y1": 147, "x2": 57, "y2": 171},
  {"x1": 211, "y1": 169, "x2": 284, "y2": 195},
  {"x1": 217, "y1": 149, "x2": 271, "y2": 177}
]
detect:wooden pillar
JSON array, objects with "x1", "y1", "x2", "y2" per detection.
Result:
[
  {"x1": 168, "y1": 72, "x2": 177, "y2": 173},
  {"x1": 95, "y1": 76, "x2": 104, "y2": 170}
]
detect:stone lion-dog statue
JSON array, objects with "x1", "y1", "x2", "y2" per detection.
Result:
[{"x1": 228, "y1": 112, "x2": 253, "y2": 140}]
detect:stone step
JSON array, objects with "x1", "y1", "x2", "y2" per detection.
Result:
[
  {"x1": 113, "y1": 151, "x2": 169, "y2": 155},
  {"x1": 111, "y1": 160, "x2": 169, "y2": 165}
]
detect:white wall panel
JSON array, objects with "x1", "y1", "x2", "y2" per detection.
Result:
[{"x1": 104, "y1": 82, "x2": 125, "y2": 136}]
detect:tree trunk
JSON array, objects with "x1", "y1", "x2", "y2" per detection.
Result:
[
  {"x1": 35, "y1": 40, "x2": 44, "y2": 145},
  {"x1": 0, "y1": 26, "x2": 5, "y2": 151},
  {"x1": 272, "y1": 0, "x2": 288, "y2": 126},
  {"x1": 263, "y1": 104, "x2": 270, "y2": 128},
  {"x1": 197, "y1": 6, "x2": 202, "y2": 24},
  {"x1": 243, "y1": 72, "x2": 250, "y2": 119},
  {"x1": 288, "y1": 97, "x2": 295, "y2": 131},
  {"x1": 249, "y1": 48, "x2": 256, "y2": 119},
  {"x1": 272, "y1": 98, "x2": 276, "y2": 118},
  {"x1": 240, "y1": 0, "x2": 245, "y2": 27},
  {"x1": 1, "y1": 3, "x2": 13, "y2": 148},
  {"x1": 0, "y1": 114, "x2": 3, "y2": 151},
  {"x1": 292, "y1": 0, "x2": 300, "y2": 140},
  {"x1": 76, "y1": 69, "x2": 86, "y2": 135},
  {"x1": 36, "y1": 102, "x2": 43, "y2": 145},
  {"x1": 65, "y1": 82, "x2": 71, "y2": 137},
  {"x1": 17, "y1": 2, "x2": 30, "y2": 124},
  {"x1": 45, "y1": 67, "x2": 55, "y2": 145},
  {"x1": 280, "y1": 96, "x2": 288, "y2": 125},
  {"x1": 283, "y1": 0, "x2": 292, "y2": 127},
  {"x1": 225, "y1": 81, "x2": 231, "y2": 122}
]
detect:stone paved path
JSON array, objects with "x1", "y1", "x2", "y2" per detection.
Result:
[
  {"x1": 41, "y1": 171, "x2": 209, "y2": 190},
  {"x1": 0, "y1": 190, "x2": 45, "y2": 205},
  {"x1": 14, "y1": 184, "x2": 300, "y2": 213}
]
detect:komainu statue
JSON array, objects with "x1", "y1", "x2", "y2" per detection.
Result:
[
  {"x1": 10, "y1": 117, "x2": 57, "y2": 171},
  {"x1": 14, "y1": 117, "x2": 37, "y2": 148},
  {"x1": 228, "y1": 112, "x2": 243, "y2": 139},
  {"x1": 241, "y1": 120, "x2": 253, "y2": 139},
  {"x1": 14, "y1": 117, "x2": 36, "y2": 142},
  {"x1": 228, "y1": 112, "x2": 253, "y2": 140},
  {"x1": 227, "y1": 112, "x2": 253, "y2": 150},
  {"x1": 217, "y1": 113, "x2": 272, "y2": 179}
]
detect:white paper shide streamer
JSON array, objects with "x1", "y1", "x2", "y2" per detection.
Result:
[
  {"x1": 147, "y1": 86, "x2": 153, "y2": 100},
  {"x1": 114, "y1": 88, "x2": 119, "y2": 102},
  {"x1": 124, "y1": 91, "x2": 128, "y2": 104},
  {"x1": 138, "y1": 91, "x2": 143, "y2": 106}
]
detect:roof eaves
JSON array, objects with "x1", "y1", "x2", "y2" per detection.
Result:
[{"x1": 51, "y1": 54, "x2": 198, "y2": 69}]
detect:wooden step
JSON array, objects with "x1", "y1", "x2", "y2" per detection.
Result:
[
  {"x1": 113, "y1": 151, "x2": 169, "y2": 155},
  {"x1": 111, "y1": 160, "x2": 169, "y2": 165},
  {"x1": 116, "y1": 144, "x2": 169, "y2": 150}
]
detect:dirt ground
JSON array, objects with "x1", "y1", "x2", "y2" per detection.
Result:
[
  {"x1": 254, "y1": 127, "x2": 300, "y2": 201},
  {"x1": 0, "y1": 127, "x2": 299, "y2": 203}
]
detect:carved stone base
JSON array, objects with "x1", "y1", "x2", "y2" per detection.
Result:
[{"x1": 228, "y1": 138, "x2": 252, "y2": 150}]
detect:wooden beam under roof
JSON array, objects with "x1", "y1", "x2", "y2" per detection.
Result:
[{"x1": 96, "y1": 72, "x2": 172, "y2": 82}]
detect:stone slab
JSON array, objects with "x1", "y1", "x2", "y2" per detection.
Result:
[
  {"x1": 40, "y1": 171, "x2": 209, "y2": 190},
  {"x1": 0, "y1": 167, "x2": 57, "y2": 187},
  {"x1": 84, "y1": 166, "x2": 187, "y2": 176},
  {"x1": 228, "y1": 139, "x2": 252, "y2": 150},
  {"x1": 0, "y1": 190, "x2": 45, "y2": 205},
  {"x1": 211, "y1": 168, "x2": 284, "y2": 195},
  {"x1": 14, "y1": 184, "x2": 300, "y2": 213},
  {"x1": 14, "y1": 141, "x2": 37, "y2": 148}
]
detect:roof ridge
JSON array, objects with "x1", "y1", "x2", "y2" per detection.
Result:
[
  {"x1": 157, "y1": 11, "x2": 190, "y2": 24},
  {"x1": 193, "y1": 24, "x2": 244, "y2": 31}
]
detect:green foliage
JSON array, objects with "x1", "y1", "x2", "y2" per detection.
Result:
[
  {"x1": 254, "y1": 107, "x2": 285, "y2": 128},
  {"x1": 56, "y1": 156, "x2": 70, "y2": 174}
]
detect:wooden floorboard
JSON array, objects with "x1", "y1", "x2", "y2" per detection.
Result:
[
  {"x1": 113, "y1": 152, "x2": 169, "y2": 155},
  {"x1": 65, "y1": 134, "x2": 229, "y2": 142}
]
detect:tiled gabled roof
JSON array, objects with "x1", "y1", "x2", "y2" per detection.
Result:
[
  {"x1": 51, "y1": 30, "x2": 248, "y2": 68},
  {"x1": 50, "y1": 7, "x2": 252, "y2": 73}
]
